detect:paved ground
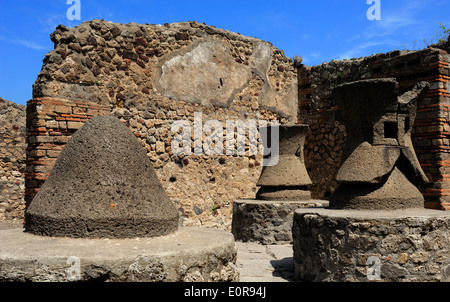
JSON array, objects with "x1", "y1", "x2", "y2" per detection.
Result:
[
  {"x1": 0, "y1": 221, "x2": 295, "y2": 282},
  {"x1": 235, "y1": 241, "x2": 295, "y2": 282}
]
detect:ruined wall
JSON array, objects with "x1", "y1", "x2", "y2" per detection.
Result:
[
  {"x1": 298, "y1": 45, "x2": 450, "y2": 210},
  {"x1": 0, "y1": 98, "x2": 26, "y2": 220},
  {"x1": 26, "y1": 20, "x2": 298, "y2": 229}
]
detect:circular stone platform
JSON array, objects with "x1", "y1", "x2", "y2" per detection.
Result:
[
  {"x1": 292, "y1": 208, "x2": 450, "y2": 282},
  {"x1": 0, "y1": 226, "x2": 238, "y2": 282},
  {"x1": 232, "y1": 199, "x2": 328, "y2": 245}
]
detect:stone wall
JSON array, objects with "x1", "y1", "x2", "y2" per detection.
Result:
[
  {"x1": 292, "y1": 208, "x2": 450, "y2": 282},
  {"x1": 26, "y1": 20, "x2": 299, "y2": 229},
  {"x1": 0, "y1": 97, "x2": 26, "y2": 221},
  {"x1": 298, "y1": 45, "x2": 450, "y2": 210}
]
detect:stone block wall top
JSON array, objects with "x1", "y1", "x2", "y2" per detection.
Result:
[
  {"x1": 33, "y1": 19, "x2": 298, "y2": 120},
  {"x1": 293, "y1": 207, "x2": 450, "y2": 282}
]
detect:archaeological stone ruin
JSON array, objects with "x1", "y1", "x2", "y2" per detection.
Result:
[
  {"x1": 1, "y1": 18, "x2": 450, "y2": 282},
  {"x1": 256, "y1": 124, "x2": 312, "y2": 201},
  {"x1": 329, "y1": 79, "x2": 430, "y2": 210},
  {"x1": 293, "y1": 79, "x2": 450, "y2": 282},
  {"x1": 1, "y1": 115, "x2": 238, "y2": 281},
  {"x1": 232, "y1": 124, "x2": 327, "y2": 245},
  {"x1": 25, "y1": 115, "x2": 180, "y2": 238},
  {"x1": 0, "y1": 97, "x2": 25, "y2": 221}
]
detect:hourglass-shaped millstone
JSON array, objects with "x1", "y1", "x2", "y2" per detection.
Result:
[
  {"x1": 256, "y1": 124, "x2": 312, "y2": 201},
  {"x1": 329, "y1": 78, "x2": 430, "y2": 210}
]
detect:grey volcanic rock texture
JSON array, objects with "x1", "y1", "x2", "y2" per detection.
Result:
[
  {"x1": 25, "y1": 116, "x2": 179, "y2": 238},
  {"x1": 292, "y1": 208, "x2": 450, "y2": 282},
  {"x1": 330, "y1": 79, "x2": 429, "y2": 210},
  {"x1": 232, "y1": 199, "x2": 328, "y2": 244},
  {"x1": 256, "y1": 125, "x2": 312, "y2": 201},
  {"x1": 0, "y1": 226, "x2": 238, "y2": 282}
]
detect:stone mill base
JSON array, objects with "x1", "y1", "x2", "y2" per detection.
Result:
[
  {"x1": 0, "y1": 226, "x2": 238, "y2": 282},
  {"x1": 231, "y1": 199, "x2": 328, "y2": 245},
  {"x1": 292, "y1": 208, "x2": 450, "y2": 282}
]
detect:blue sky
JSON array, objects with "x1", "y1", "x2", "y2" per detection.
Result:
[{"x1": 0, "y1": 0, "x2": 449, "y2": 105}]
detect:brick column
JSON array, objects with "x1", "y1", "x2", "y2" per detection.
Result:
[
  {"x1": 418, "y1": 72, "x2": 450, "y2": 210},
  {"x1": 25, "y1": 97, "x2": 109, "y2": 208}
]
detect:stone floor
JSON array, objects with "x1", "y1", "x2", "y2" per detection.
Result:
[
  {"x1": 235, "y1": 242, "x2": 295, "y2": 282},
  {"x1": 0, "y1": 221, "x2": 295, "y2": 282}
]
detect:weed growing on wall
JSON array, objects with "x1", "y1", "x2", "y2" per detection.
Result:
[{"x1": 436, "y1": 22, "x2": 450, "y2": 43}]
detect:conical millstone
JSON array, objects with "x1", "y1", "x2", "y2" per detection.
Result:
[{"x1": 25, "y1": 116, "x2": 179, "y2": 238}]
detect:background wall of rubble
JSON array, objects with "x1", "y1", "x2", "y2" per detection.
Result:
[
  {"x1": 25, "y1": 20, "x2": 298, "y2": 230},
  {"x1": 0, "y1": 97, "x2": 26, "y2": 221}
]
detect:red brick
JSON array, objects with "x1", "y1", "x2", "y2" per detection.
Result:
[
  {"x1": 54, "y1": 105, "x2": 72, "y2": 114},
  {"x1": 28, "y1": 150, "x2": 47, "y2": 157},
  {"x1": 35, "y1": 136, "x2": 54, "y2": 143},
  {"x1": 46, "y1": 150, "x2": 61, "y2": 158},
  {"x1": 49, "y1": 131, "x2": 63, "y2": 136},
  {"x1": 72, "y1": 107, "x2": 87, "y2": 115},
  {"x1": 33, "y1": 173, "x2": 50, "y2": 181},
  {"x1": 53, "y1": 136, "x2": 71, "y2": 143},
  {"x1": 67, "y1": 121, "x2": 84, "y2": 129},
  {"x1": 86, "y1": 108, "x2": 99, "y2": 116}
]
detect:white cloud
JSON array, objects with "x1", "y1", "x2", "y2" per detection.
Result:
[
  {"x1": 14, "y1": 39, "x2": 48, "y2": 50},
  {"x1": 342, "y1": 0, "x2": 442, "y2": 58},
  {"x1": 0, "y1": 35, "x2": 48, "y2": 51},
  {"x1": 38, "y1": 14, "x2": 68, "y2": 33},
  {"x1": 301, "y1": 34, "x2": 310, "y2": 41},
  {"x1": 361, "y1": 3, "x2": 422, "y2": 40},
  {"x1": 302, "y1": 52, "x2": 322, "y2": 65},
  {"x1": 338, "y1": 41, "x2": 385, "y2": 60}
]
